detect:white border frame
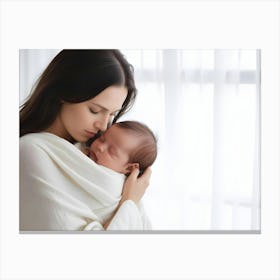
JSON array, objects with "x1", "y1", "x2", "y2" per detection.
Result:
[{"x1": 1, "y1": 1, "x2": 279, "y2": 279}]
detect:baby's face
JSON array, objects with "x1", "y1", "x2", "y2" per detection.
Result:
[{"x1": 89, "y1": 125, "x2": 140, "y2": 174}]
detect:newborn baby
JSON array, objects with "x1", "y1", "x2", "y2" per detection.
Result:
[{"x1": 83, "y1": 121, "x2": 157, "y2": 176}]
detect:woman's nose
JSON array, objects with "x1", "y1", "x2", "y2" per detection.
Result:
[{"x1": 95, "y1": 115, "x2": 110, "y2": 132}]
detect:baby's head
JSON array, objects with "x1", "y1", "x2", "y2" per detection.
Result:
[{"x1": 89, "y1": 121, "x2": 157, "y2": 175}]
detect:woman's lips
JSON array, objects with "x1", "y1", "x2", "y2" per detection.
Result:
[{"x1": 85, "y1": 130, "x2": 96, "y2": 138}]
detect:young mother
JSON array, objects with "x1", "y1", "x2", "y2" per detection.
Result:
[{"x1": 20, "y1": 50, "x2": 152, "y2": 231}]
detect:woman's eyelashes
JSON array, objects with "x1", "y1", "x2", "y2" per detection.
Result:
[
  {"x1": 89, "y1": 108, "x2": 99, "y2": 114},
  {"x1": 89, "y1": 107, "x2": 118, "y2": 117}
]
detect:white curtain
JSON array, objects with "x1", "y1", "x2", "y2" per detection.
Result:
[
  {"x1": 19, "y1": 49, "x2": 261, "y2": 230},
  {"x1": 20, "y1": 49, "x2": 60, "y2": 104},
  {"x1": 120, "y1": 49, "x2": 260, "y2": 230}
]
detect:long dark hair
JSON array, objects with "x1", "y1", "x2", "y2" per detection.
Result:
[{"x1": 20, "y1": 49, "x2": 137, "y2": 137}]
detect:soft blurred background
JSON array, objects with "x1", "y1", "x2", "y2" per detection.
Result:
[{"x1": 20, "y1": 49, "x2": 260, "y2": 231}]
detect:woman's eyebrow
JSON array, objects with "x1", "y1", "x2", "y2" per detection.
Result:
[{"x1": 90, "y1": 102, "x2": 121, "y2": 113}]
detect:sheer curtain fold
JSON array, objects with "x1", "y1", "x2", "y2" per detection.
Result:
[
  {"x1": 20, "y1": 49, "x2": 60, "y2": 105},
  {"x1": 19, "y1": 49, "x2": 261, "y2": 230}
]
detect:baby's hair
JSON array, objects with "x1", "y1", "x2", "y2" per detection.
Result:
[{"x1": 115, "y1": 121, "x2": 157, "y2": 175}]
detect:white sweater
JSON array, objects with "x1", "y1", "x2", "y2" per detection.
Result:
[{"x1": 19, "y1": 132, "x2": 151, "y2": 231}]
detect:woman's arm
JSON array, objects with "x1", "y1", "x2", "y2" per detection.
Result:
[{"x1": 103, "y1": 167, "x2": 152, "y2": 229}]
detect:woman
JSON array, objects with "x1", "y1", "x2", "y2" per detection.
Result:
[{"x1": 20, "y1": 50, "x2": 152, "y2": 231}]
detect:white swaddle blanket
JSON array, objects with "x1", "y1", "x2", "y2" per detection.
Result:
[{"x1": 20, "y1": 132, "x2": 151, "y2": 231}]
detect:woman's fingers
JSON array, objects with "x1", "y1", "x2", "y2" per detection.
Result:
[
  {"x1": 129, "y1": 167, "x2": 140, "y2": 181},
  {"x1": 120, "y1": 166, "x2": 153, "y2": 204},
  {"x1": 140, "y1": 166, "x2": 152, "y2": 181}
]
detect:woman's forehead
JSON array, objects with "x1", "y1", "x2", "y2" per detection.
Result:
[{"x1": 89, "y1": 86, "x2": 128, "y2": 112}]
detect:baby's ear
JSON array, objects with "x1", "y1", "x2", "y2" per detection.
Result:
[{"x1": 124, "y1": 163, "x2": 139, "y2": 174}]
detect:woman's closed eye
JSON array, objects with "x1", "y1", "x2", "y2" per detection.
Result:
[{"x1": 89, "y1": 108, "x2": 100, "y2": 114}]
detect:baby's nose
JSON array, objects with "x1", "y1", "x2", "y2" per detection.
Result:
[{"x1": 97, "y1": 143, "x2": 105, "y2": 153}]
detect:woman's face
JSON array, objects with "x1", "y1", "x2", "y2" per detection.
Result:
[{"x1": 57, "y1": 86, "x2": 128, "y2": 142}]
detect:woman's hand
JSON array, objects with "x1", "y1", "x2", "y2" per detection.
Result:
[
  {"x1": 103, "y1": 167, "x2": 152, "y2": 230},
  {"x1": 120, "y1": 166, "x2": 152, "y2": 205}
]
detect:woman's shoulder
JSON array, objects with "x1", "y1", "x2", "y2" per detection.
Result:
[
  {"x1": 19, "y1": 132, "x2": 63, "y2": 155},
  {"x1": 20, "y1": 132, "x2": 50, "y2": 147},
  {"x1": 19, "y1": 133, "x2": 50, "y2": 163},
  {"x1": 20, "y1": 132, "x2": 83, "y2": 159}
]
